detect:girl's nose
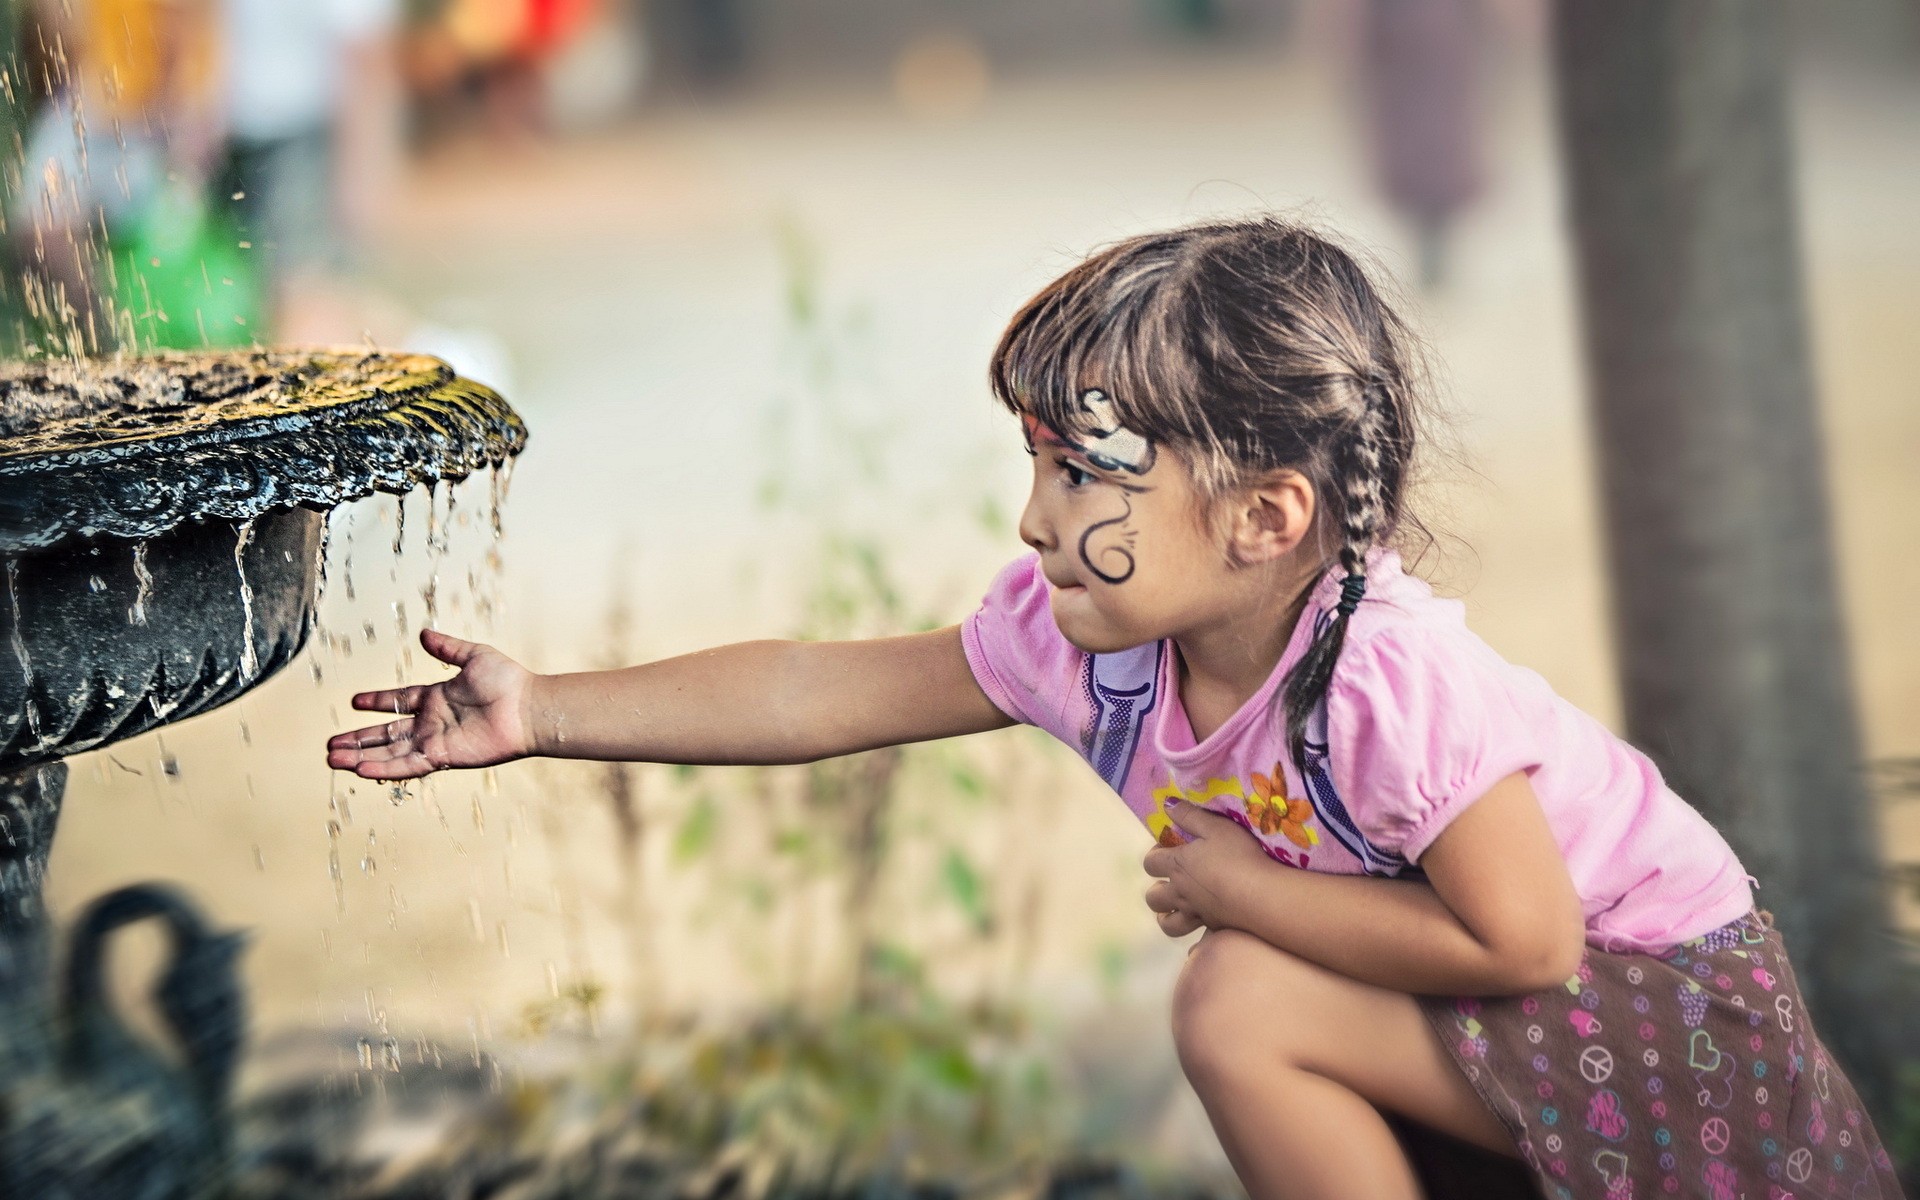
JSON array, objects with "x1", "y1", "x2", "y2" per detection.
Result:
[{"x1": 1017, "y1": 491, "x2": 1053, "y2": 554}]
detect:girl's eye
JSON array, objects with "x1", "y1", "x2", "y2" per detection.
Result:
[{"x1": 1059, "y1": 459, "x2": 1095, "y2": 488}]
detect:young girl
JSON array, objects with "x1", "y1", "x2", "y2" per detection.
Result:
[{"x1": 327, "y1": 218, "x2": 1904, "y2": 1200}]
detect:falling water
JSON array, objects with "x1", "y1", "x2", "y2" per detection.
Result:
[
  {"x1": 423, "y1": 481, "x2": 440, "y2": 552},
  {"x1": 128, "y1": 541, "x2": 153, "y2": 626},
  {"x1": 488, "y1": 460, "x2": 515, "y2": 542},
  {"x1": 233, "y1": 518, "x2": 258, "y2": 679},
  {"x1": 5, "y1": 560, "x2": 41, "y2": 745},
  {"x1": 326, "y1": 819, "x2": 345, "y2": 911},
  {"x1": 342, "y1": 519, "x2": 358, "y2": 603}
]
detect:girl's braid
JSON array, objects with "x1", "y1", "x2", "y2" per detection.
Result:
[
  {"x1": 1280, "y1": 370, "x2": 1401, "y2": 771},
  {"x1": 1334, "y1": 375, "x2": 1398, "y2": 581}
]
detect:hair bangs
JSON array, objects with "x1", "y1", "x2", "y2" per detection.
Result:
[{"x1": 988, "y1": 240, "x2": 1207, "y2": 457}]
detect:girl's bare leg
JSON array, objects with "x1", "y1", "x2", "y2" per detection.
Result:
[{"x1": 1171, "y1": 928, "x2": 1518, "y2": 1200}]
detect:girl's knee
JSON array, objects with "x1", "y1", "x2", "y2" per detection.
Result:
[{"x1": 1171, "y1": 929, "x2": 1307, "y2": 1077}]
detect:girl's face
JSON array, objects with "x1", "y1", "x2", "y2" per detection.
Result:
[{"x1": 1017, "y1": 408, "x2": 1252, "y2": 654}]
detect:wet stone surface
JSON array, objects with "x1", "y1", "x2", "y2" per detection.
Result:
[{"x1": 0, "y1": 349, "x2": 526, "y2": 551}]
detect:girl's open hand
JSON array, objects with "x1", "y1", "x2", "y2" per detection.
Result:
[
  {"x1": 1141, "y1": 803, "x2": 1271, "y2": 937},
  {"x1": 326, "y1": 629, "x2": 537, "y2": 779}
]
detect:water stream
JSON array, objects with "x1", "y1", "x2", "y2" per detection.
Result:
[
  {"x1": 5, "y1": 560, "x2": 39, "y2": 747},
  {"x1": 234, "y1": 517, "x2": 259, "y2": 680},
  {"x1": 128, "y1": 542, "x2": 153, "y2": 627}
]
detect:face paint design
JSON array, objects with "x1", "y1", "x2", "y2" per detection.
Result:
[
  {"x1": 1023, "y1": 389, "x2": 1159, "y2": 588},
  {"x1": 1073, "y1": 389, "x2": 1156, "y2": 475},
  {"x1": 1020, "y1": 390, "x2": 1158, "y2": 477},
  {"x1": 1078, "y1": 494, "x2": 1139, "y2": 584}
]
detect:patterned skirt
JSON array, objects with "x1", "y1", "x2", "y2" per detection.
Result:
[{"x1": 1416, "y1": 911, "x2": 1906, "y2": 1200}]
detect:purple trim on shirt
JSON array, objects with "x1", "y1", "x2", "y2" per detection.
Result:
[{"x1": 1079, "y1": 642, "x2": 1164, "y2": 794}]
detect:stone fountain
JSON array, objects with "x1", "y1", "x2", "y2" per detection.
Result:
[{"x1": 0, "y1": 349, "x2": 526, "y2": 1197}]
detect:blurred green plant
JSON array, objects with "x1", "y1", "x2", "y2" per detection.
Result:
[
  {"x1": 656, "y1": 213, "x2": 1031, "y2": 1013},
  {"x1": 520, "y1": 977, "x2": 610, "y2": 1040},
  {"x1": 108, "y1": 183, "x2": 263, "y2": 351},
  {"x1": 1888, "y1": 1061, "x2": 1920, "y2": 1196},
  {"x1": 1871, "y1": 758, "x2": 1920, "y2": 952},
  {"x1": 555, "y1": 216, "x2": 1100, "y2": 1173},
  {"x1": 635, "y1": 997, "x2": 1061, "y2": 1179},
  {"x1": 1866, "y1": 758, "x2": 1920, "y2": 1189}
]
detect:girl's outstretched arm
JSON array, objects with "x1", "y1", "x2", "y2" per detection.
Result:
[
  {"x1": 326, "y1": 625, "x2": 1014, "y2": 779},
  {"x1": 1143, "y1": 771, "x2": 1587, "y2": 996}
]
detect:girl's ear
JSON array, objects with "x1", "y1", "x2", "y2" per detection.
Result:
[{"x1": 1226, "y1": 470, "x2": 1316, "y2": 566}]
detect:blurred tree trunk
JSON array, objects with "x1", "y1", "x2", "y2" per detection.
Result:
[{"x1": 1551, "y1": 0, "x2": 1916, "y2": 1107}]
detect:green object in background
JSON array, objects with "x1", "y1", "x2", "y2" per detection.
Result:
[{"x1": 110, "y1": 184, "x2": 263, "y2": 350}]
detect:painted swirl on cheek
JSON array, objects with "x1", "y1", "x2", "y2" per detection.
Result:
[{"x1": 1077, "y1": 493, "x2": 1139, "y2": 585}]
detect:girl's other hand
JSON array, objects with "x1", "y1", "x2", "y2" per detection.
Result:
[
  {"x1": 1142, "y1": 802, "x2": 1272, "y2": 937},
  {"x1": 325, "y1": 629, "x2": 537, "y2": 779}
]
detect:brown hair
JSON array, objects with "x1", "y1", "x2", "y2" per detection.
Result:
[{"x1": 988, "y1": 215, "x2": 1435, "y2": 772}]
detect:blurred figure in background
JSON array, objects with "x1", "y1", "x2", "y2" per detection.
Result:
[
  {"x1": 641, "y1": 0, "x2": 747, "y2": 93},
  {"x1": 405, "y1": 0, "x2": 600, "y2": 144},
  {"x1": 8, "y1": 0, "x2": 222, "y2": 351},
  {"x1": 1356, "y1": 0, "x2": 1488, "y2": 290},
  {"x1": 215, "y1": 0, "x2": 404, "y2": 342}
]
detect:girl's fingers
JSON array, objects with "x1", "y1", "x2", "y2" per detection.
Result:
[
  {"x1": 340, "y1": 738, "x2": 425, "y2": 765},
  {"x1": 1157, "y1": 908, "x2": 1202, "y2": 938},
  {"x1": 352, "y1": 752, "x2": 437, "y2": 781},
  {"x1": 419, "y1": 628, "x2": 481, "y2": 668},
  {"x1": 351, "y1": 686, "x2": 426, "y2": 715},
  {"x1": 1144, "y1": 879, "x2": 1179, "y2": 913},
  {"x1": 328, "y1": 717, "x2": 415, "y2": 751},
  {"x1": 1142, "y1": 845, "x2": 1174, "y2": 878}
]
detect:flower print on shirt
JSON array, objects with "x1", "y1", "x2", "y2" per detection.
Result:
[
  {"x1": 1249, "y1": 763, "x2": 1319, "y2": 851},
  {"x1": 1147, "y1": 779, "x2": 1187, "y2": 847},
  {"x1": 1150, "y1": 771, "x2": 1316, "y2": 867}
]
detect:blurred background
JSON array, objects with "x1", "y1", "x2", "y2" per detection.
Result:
[{"x1": 3, "y1": 0, "x2": 1917, "y2": 1192}]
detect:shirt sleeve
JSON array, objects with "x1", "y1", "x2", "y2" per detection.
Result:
[
  {"x1": 959, "y1": 553, "x2": 1083, "y2": 738},
  {"x1": 1325, "y1": 624, "x2": 1547, "y2": 862}
]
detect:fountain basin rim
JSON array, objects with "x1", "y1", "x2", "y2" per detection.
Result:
[{"x1": 0, "y1": 350, "x2": 526, "y2": 551}]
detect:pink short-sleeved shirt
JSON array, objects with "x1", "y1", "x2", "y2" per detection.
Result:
[{"x1": 960, "y1": 550, "x2": 1755, "y2": 954}]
